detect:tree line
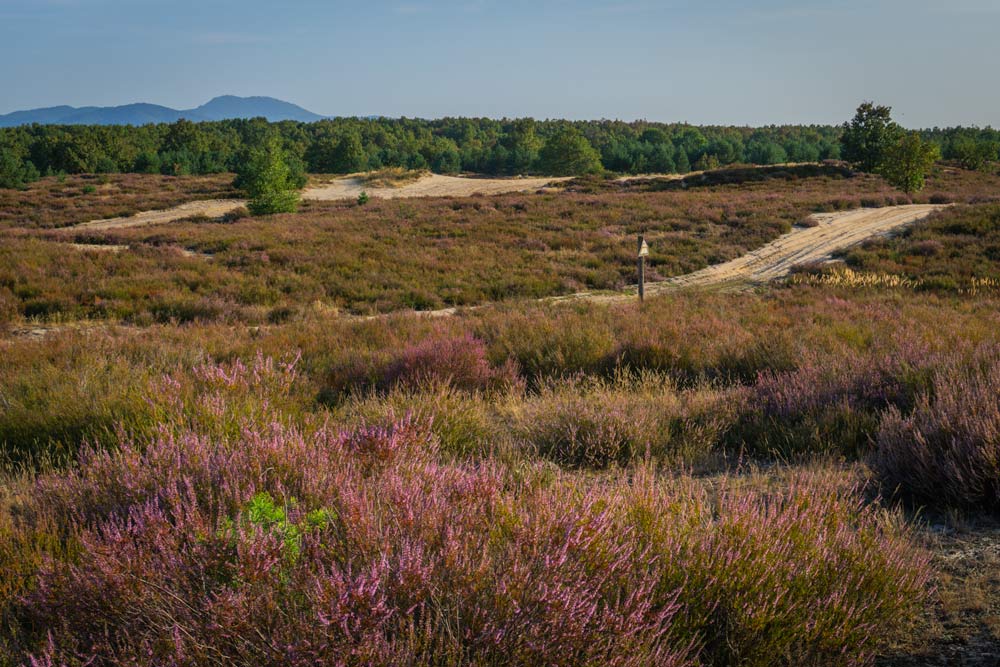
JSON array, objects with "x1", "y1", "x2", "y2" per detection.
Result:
[{"x1": 1, "y1": 113, "x2": 998, "y2": 190}]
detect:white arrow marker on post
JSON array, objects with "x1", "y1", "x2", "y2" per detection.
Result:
[{"x1": 637, "y1": 236, "x2": 649, "y2": 302}]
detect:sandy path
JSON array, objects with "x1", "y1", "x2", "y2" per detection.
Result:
[
  {"x1": 650, "y1": 204, "x2": 945, "y2": 292},
  {"x1": 61, "y1": 174, "x2": 569, "y2": 231},
  {"x1": 70, "y1": 199, "x2": 247, "y2": 231},
  {"x1": 302, "y1": 173, "x2": 570, "y2": 200},
  {"x1": 542, "y1": 205, "x2": 946, "y2": 307},
  {"x1": 613, "y1": 163, "x2": 816, "y2": 184}
]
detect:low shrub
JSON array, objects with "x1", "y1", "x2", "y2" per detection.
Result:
[
  {"x1": 339, "y1": 382, "x2": 503, "y2": 460},
  {"x1": 509, "y1": 372, "x2": 742, "y2": 469},
  {"x1": 220, "y1": 205, "x2": 250, "y2": 222},
  {"x1": 873, "y1": 348, "x2": 1000, "y2": 511},
  {"x1": 3, "y1": 420, "x2": 930, "y2": 667},
  {"x1": 329, "y1": 331, "x2": 521, "y2": 397},
  {"x1": 509, "y1": 375, "x2": 662, "y2": 468},
  {"x1": 731, "y1": 340, "x2": 935, "y2": 457}
]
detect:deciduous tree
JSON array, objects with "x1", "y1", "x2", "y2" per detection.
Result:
[
  {"x1": 841, "y1": 102, "x2": 904, "y2": 172},
  {"x1": 878, "y1": 132, "x2": 940, "y2": 194}
]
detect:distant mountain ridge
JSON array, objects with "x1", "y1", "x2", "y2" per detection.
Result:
[{"x1": 0, "y1": 96, "x2": 326, "y2": 127}]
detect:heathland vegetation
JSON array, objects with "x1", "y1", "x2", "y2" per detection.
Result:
[
  {"x1": 2, "y1": 105, "x2": 1000, "y2": 665},
  {"x1": 3, "y1": 165, "x2": 998, "y2": 324}
]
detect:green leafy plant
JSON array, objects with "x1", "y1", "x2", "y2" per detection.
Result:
[{"x1": 234, "y1": 135, "x2": 301, "y2": 216}]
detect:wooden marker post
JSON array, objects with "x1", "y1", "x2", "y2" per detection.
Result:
[{"x1": 637, "y1": 235, "x2": 649, "y2": 302}]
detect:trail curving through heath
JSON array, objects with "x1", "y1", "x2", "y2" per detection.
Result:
[{"x1": 650, "y1": 204, "x2": 946, "y2": 292}]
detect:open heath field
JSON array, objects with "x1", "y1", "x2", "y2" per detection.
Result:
[{"x1": 3, "y1": 162, "x2": 1000, "y2": 666}]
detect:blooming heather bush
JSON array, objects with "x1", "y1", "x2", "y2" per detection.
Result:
[
  {"x1": 874, "y1": 349, "x2": 1000, "y2": 510},
  {"x1": 6, "y1": 416, "x2": 931, "y2": 666},
  {"x1": 479, "y1": 307, "x2": 617, "y2": 380},
  {"x1": 339, "y1": 382, "x2": 503, "y2": 460},
  {"x1": 0, "y1": 348, "x2": 937, "y2": 664},
  {"x1": 326, "y1": 331, "x2": 521, "y2": 398},
  {"x1": 734, "y1": 339, "x2": 936, "y2": 457},
  {"x1": 14, "y1": 418, "x2": 696, "y2": 666},
  {"x1": 509, "y1": 375, "x2": 658, "y2": 468},
  {"x1": 612, "y1": 469, "x2": 932, "y2": 667},
  {"x1": 379, "y1": 332, "x2": 520, "y2": 393},
  {"x1": 141, "y1": 349, "x2": 306, "y2": 442}
]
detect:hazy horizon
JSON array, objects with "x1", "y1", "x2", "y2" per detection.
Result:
[{"x1": 2, "y1": 0, "x2": 998, "y2": 128}]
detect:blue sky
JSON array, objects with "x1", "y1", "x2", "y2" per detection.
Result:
[{"x1": 1, "y1": 0, "x2": 997, "y2": 127}]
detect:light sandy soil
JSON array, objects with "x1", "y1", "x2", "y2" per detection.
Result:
[
  {"x1": 614, "y1": 163, "x2": 816, "y2": 183},
  {"x1": 67, "y1": 243, "x2": 128, "y2": 252},
  {"x1": 303, "y1": 173, "x2": 570, "y2": 200},
  {"x1": 61, "y1": 174, "x2": 570, "y2": 231},
  {"x1": 70, "y1": 199, "x2": 246, "y2": 231},
  {"x1": 651, "y1": 204, "x2": 946, "y2": 291},
  {"x1": 547, "y1": 204, "x2": 947, "y2": 306}
]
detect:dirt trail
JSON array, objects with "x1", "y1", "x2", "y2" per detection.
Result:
[
  {"x1": 70, "y1": 199, "x2": 246, "y2": 231},
  {"x1": 651, "y1": 204, "x2": 945, "y2": 291},
  {"x1": 542, "y1": 204, "x2": 946, "y2": 307},
  {"x1": 62, "y1": 174, "x2": 569, "y2": 232},
  {"x1": 304, "y1": 173, "x2": 570, "y2": 200}
]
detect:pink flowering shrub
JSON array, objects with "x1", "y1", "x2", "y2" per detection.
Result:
[
  {"x1": 326, "y1": 332, "x2": 520, "y2": 398},
  {"x1": 734, "y1": 339, "x2": 936, "y2": 457},
  {"x1": 874, "y1": 348, "x2": 1000, "y2": 510},
  {"x1": 0, "y1": 354, "x2": 932, "y2": 666},
  {"x1": 379, "y1": 332, "x2": 520, "y2": 393},
  {"x1": 144, "y1": 349, "x2": 305, "y2": 438}
]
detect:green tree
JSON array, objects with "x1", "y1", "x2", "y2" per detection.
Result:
[
  {"x1": 503, "y1": 118, "x2": 542, "y2": 173},
  {"x1": 330, "y1": 132, "x2": 367, "y2": 173},
  {"x1": 538, "y1": 126, "x2": 603, "y2": 175},
  {"x1": 841, "y1": 102, "x2": 904, "y2": 172},
  {"x1": 878, "y1": 132, "x2": 940, "y2": 193},
  {"x1": 163, "y1": 119, "x2": 209, "y2": 155},
  {"x1": 951, "y1": 135, "x2": 995, "y2": 172},
  {"x1": 639, "y1": 128, "x2": 669, "y2": 145},
  {"x1": 234, "y1": 135, "x2": 301, "y2": 215},
  {"x1": 746, "y1": 139, "x2": 787, "y2": 165},
  {"x1": 0, "y1": 152, "x2": 40, "y2": 189},
  {"x1": 675, "y1": 148, "x2": 691, "y2": 173}
]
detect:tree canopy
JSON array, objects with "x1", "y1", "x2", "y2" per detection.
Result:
[
  {"x1": 0, "y1": 112, "x2": 996, "y2": 188},
  {"x1": 538, "y1": 126, "x2": 603, "y2": 176},
  {"x1": 841, "y1": 102, "x2": 905, "y2": 173},
  {"x1": 878, "y1": 132, "x2": 941, "y2": 194},
  {"x1": 840, "y1": 101, "x2": 947, "y2": 193}
]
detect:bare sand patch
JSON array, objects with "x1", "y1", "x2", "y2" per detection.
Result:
[
  {"x1": 69, "y1": 199, "x2": 247, "y2": 231},
  {"x1": 303, "y1": 173, "x2": 571, "y2": 201}
]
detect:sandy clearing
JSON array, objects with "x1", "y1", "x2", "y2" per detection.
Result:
[
  {"x1": 613, "y1": 163, "x2": 818, "y2": 184},
  {"x1": 358, "y1": 204, "x2": 948, "y2": 317},
  {"x1": 302, "y1": 173, "x2": 571, "y2": 200},
  {"x1": 542, "y1": 204, "x2": 947, "y2": 307}
]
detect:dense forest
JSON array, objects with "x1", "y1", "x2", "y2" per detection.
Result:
[{"x1": 1, "y1": 116, "x2": 999, "y2": 187}]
